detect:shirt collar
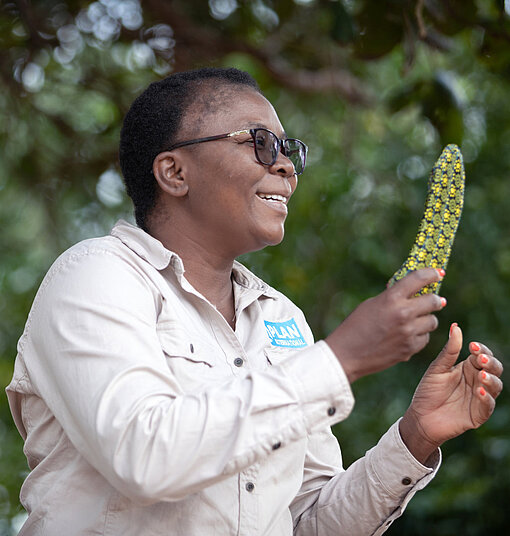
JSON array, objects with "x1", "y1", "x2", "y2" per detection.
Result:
[
  {"x1": 231, "y1": 262, "x2": 278, "y2": 299},
  {"x1": 110, "y1": 219, "x2": 181, "y2": 272},
  {"x1": 110, "y1": 220, "x2": 277, "y2": 299}
]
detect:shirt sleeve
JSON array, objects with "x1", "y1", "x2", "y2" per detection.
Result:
[
  {"x1": 18, "y1": 247, "x2": 355, "y2": 504},
  {"x1": 291, "y1": 419, "x2": 441, "y2": 535}
]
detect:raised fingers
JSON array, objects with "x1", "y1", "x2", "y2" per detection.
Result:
[
  {"x1": 468, "y1": 342, "x2": 504, "y2": 376},
  {"x1": 468, "y1": 343, "x2": 504, "y2": 406},
  {"x1": 475, "y1": 384, "x2": 497, "y2": 424},
  {"x1": 413, "y1": 313, "x2": 439, "y2": 336},
  {"x1": 408, "y1": 332, "x2": 432, "y2": 356},
  {"x1": 390, "y1": 268, "x2": 444, "y2": 298},
  {"x1": 479, "y1": 369, "x2": 504, "y2": 400},
  {"x1": 411, "y1": 292, "x2": 446, "y2": 317},
  {"x1": 469, "y1": 341, "x2": 494, "y2": 357}
]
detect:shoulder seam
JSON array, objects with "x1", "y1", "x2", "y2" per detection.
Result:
[{"x1": 22, "y1": 248, "x2": 135, "y2": 343}]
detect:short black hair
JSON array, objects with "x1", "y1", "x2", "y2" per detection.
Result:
[{"x1": 119, "y1": 67, "x2": 260, "y2": 230}]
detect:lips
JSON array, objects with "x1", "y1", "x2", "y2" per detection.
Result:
[
  {"x1": 256, "y1": 193, "x2": 288, "y2": 204},
  {"x1": 255, "y1": 192, "x2": 289, "y2": 215}
]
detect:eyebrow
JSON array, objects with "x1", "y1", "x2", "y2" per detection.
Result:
[{"x1": 245, "y1": 122, "x2": 288, "y2": 139}]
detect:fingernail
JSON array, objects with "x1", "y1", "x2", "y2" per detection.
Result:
[
  {"x1": 480, "y1": 387, "x2": 486, "y2": 396},
  {"x1": 480, "y1": 354, "x2": 489, "y2": 365},
  {"x1": 470, "y1": 342, "x2": 481, "y2": 353},
  {"x1": 481, "y1": 370, "x2": 487, "y2": 380},
  {"x1": 440, "y1": 297, "x2": 447, "y2": 307},
  {"x1": 449, "y1": 322, "x2": 458, "y2": 337},
  {"x1": 436, "y1": 268, "x2": 446, "y2": 278}
]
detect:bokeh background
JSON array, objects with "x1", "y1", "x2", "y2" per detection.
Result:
[{"x1": 1, "y1": 0, "x2": 510, "y2": 534}]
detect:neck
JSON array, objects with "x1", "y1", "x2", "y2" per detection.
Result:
[
  {"x1": 179, "y1": 249, "x2": 235, "y2": 307},
  {"x1": 149, "y1": 221, "x2": 237, "y2": 328}
]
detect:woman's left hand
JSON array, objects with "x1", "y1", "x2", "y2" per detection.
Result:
[{"x1": 399, "y1": 323, "x2": 504, "y2": 464}]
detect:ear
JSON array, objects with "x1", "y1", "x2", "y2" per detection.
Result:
[{"x1": 152, "y1": 152, "x2": 189, "y2": 198}]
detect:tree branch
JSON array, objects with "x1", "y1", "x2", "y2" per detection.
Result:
[{"x1": 142, "y1": 0, "x2": 371, "y2": 104}]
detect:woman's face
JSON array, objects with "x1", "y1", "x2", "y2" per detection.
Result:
[{"x1": 177, "y1": 88, "x2": 299, "y2": 258}]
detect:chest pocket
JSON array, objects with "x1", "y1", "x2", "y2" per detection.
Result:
[{"x1": 156, "y1": 325, "x2": 229, "y2": 393}]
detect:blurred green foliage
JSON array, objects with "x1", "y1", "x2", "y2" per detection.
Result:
[{"x1": 1, "y1": 0, "x2": 510, "y2": 534}]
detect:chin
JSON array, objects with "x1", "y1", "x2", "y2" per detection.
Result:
[
  {"x1": 240, "y1": 222, "x2": 287, "y2": 254},
  {"x1": 241, "y1": 232, "x2": 285, "y2": 255},
  {"x1": 263, "y1": 229, "x2": 286, "y2": 248}
]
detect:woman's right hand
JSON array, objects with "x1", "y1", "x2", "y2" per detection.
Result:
[{"x1": 325, "y1": 268, "x2": 446, "y2": 383}]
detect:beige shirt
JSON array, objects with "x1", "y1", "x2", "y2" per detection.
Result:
[{"x1": 7, "y1": 220, "x2": 439, "y2": 535}]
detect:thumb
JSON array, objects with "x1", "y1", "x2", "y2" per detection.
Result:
[{"x1": 428, "y1": 323, "x2": 463, "y2": 374}]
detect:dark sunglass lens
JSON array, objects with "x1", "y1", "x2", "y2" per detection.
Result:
[{"x1": 255, "y1": 130, "x2": 278, "y2": 165}]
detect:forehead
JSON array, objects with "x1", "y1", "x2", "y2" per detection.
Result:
[{"x1": 185, "y1": 86, "x2": 285, "y2": 138}]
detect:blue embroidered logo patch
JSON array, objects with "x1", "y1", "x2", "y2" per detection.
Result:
[{"x1": 264, "y1": 318, "x2": 307, "y2": 348}]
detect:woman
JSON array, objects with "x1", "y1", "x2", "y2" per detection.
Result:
[{"x1": 7, "y1": 67, "x2": 503, "y2": 535}]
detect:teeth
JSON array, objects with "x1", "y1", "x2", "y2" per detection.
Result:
[{"x1": 258, "y1": 193, "x2": 287, "y2": 203}]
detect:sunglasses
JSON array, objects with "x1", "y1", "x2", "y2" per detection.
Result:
[{"x1": 164, "y1": 127, "x2": 308, "y2": 175}]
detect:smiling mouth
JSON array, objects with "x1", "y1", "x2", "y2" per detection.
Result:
[{"x1": 256, "y1": 193, "x2": 288, "y2": 204}]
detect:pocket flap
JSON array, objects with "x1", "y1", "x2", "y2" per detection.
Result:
[{"x1": 156, "y1": 324, "x2": 213, "y2": 367}]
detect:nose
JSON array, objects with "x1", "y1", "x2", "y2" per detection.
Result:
[
  {"x1": 268, "y1": 150, "x2": 297, "y2": 180},
  {"x1": 268, "y1": 154, "x2": 298, "y2": 195}
]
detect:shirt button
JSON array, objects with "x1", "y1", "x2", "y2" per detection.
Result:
[
  {"x1": 272, "y1": 442, "x2": 281, "y2": 450},
  {"x1": 401, "y1": 477, "x2": 412, "y2": 486},
  {"x1": 189, "y1": 343, "x2": 194, "y2": 353},
  {"x1": 327, "y1": 407, "x2": 336, "y2": 416},
  {"x1": 234, "y1": 357, "x2": 244, "y2": 367},
  {"x1": 245, "y1": 482, "x2": 255, "y2": 492}
]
